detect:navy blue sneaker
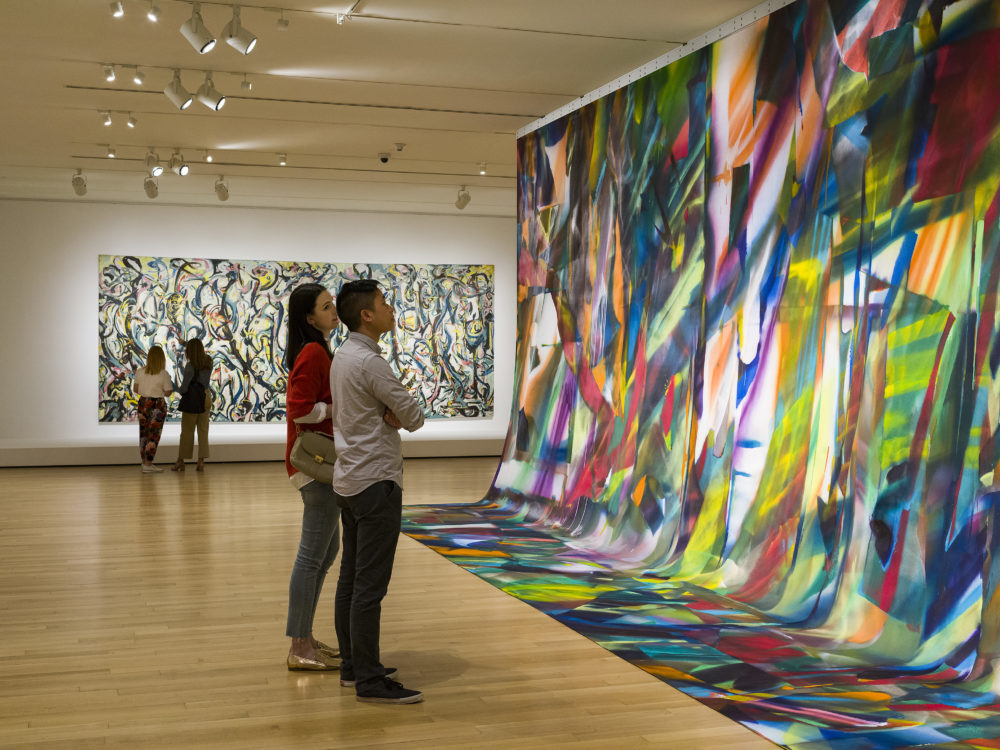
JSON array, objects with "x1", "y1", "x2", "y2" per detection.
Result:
[{"x1": 356, "y1": 676, "x2": 423, "y2": 704}]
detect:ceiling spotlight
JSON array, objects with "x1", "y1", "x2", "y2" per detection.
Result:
[
  {"x1": 455, "y1": 186, "x2": 471, "y2": 210},
  {"x1": 278, "y1": 153, "x2": 287, "y2": 166},
  {"x1": 110, "y1": 1, "x2": 124, "y2": 18},
  {"x1": 169, "y1": 151, "x2": 189, "y2": 176},
  {"x1": 215, "y1": 176, "x2": 229, "y2": 201},
  {"x1": 394, "y1": 142, "x2": 406, "y2": 152},
  {"x1": 180, "y1": 3, "x2": 216, "y2": 54},
  {"x1": 336, "y1": 13, "x2": 348, "y2": 24},
  {"x1": 223, "y1": 6, "x2": 258, "y2": 55},
  {"x1": 197, "y1": 72, "x2": 226, "y2": 110},
  {"x1": 144, "y1": 176, "x2": 159, "y2": 199},
  {"x1": 164, "y1": 70, "x2": 193, "y2": 110},
  {"x1": 71, "y1": 169, "x2": 87, "y2": 197},
  {"x1": 146, "y1": 2, "x2": 160, "y2": 22},
  {"x1": 276, "y1": 9, "x2": 289, "y2": 30},
  {"x1": 133, "y1": 68, "x2": 145, "y2": 85},
  {"x1": 241, "y1": 74, "x2": 253, "y2": 91},
  {"x1": 479, "y1": 161, "x2": 487, "y2": 175},
  {"x1": 101, "y1": 111, "x2": 112, "y2": 126},
  {"x1": 205, "y1": 151, "x2": 213, "y2": 163},
  {"x1": 103, "y1": 64, "x2": 116, "y2": 82},
  {"x1": 107, "y1": 145, "x2": 116, "y2": 159},
  {"x1": 145, "y1": 150, "x2": 164, "y2": 177},
  {"x1": 127, "y1": 113, "x2": 137, "y2": 128}
]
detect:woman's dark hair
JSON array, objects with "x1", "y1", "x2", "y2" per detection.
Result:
[
  {"x1": 286, "y1": 283, "x2": 333, "y2": 369},
  {"x1": 184, "y1": 338, "x2": 213, "y2": 371},
  {"x1": 336, "y1": 279, "x2": 380, "y2": 332}
]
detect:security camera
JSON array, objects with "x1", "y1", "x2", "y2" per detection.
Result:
[{"x1": 378, "y1": 152, "x2": 390, "y2": 164}]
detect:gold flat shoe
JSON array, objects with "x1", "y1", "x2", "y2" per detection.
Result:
[
  {"x1": 315, "y1": 640, "x2": 340, "y2": 659},
  {"x1": 287, "y1": 653, "x2": 339, "y2": 671}
]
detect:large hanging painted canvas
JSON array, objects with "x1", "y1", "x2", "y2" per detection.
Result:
[
  {"x1": 98, "y1": 255, "x2": 494, "y2": 422},
  {"x1": 402, "y1": 0, "x2": 1000, "y2": 746}
]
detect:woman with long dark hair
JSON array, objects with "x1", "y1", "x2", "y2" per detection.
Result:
[
  {"x1": 283, "y1": 283, "x2": 341, "y2": 670},
  {"x1": 172, "y1": 337, "x2": 214, "y2": 472}
]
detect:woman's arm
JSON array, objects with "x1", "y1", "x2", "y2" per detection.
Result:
[{"x1": 287, "y1": 345, "x2": 332, "y2": 425}]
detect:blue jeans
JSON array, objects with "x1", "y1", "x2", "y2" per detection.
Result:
[
  {"x1": 286, "y1": 480, "x2": 341, "y2": 638},
  {"x1": 334, "y1": 480, "x2": 402, "y2": 692}
]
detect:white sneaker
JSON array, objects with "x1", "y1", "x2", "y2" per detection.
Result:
[{"x1": 141, "y1": 464, "x2": 164, "y2": 473}]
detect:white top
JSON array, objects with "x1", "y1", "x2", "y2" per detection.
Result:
[{"x1": 133, "y1": 367, "x2": 173, "y2": 398}]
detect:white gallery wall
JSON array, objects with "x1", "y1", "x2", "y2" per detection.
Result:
[{"x1": 0, "y1": 199, "x2": 515, "y2": 466}]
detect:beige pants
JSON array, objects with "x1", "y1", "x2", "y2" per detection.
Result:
[{"x1": 178, "y1": 392, "x2": 211, "y2": 460}]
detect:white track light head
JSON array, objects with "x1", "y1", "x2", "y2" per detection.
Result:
[
  {"x1": 169, "y1": 152, "x2": 189, "y2": 176},
  {"x1": 215, "y1": 176, "x2": 229, "y2": 201},
  {"x1": 278, "y1": 153, "x2": 287, "y2": 166},
  {"x1": 103, "y1": 64, "x2": 116, "y2": 82},
  {"x1": 133, "y1": 68, "x2": 145, "y2": 85},
  {"x1": 164, "y1": 70, "x2": 193, "y2": 110},
  {"x1": 110, "y1": 2, "x2": 124, "y2": 18},
  {"x1": 479, "y1": 161, "x2": 487, "y2": 175},
  {"x1": 145, "y1": 150, "x2": 164, "y2": 177},
  {"x1": 106, "y1": 145, "x2": 116, "y2": 159},
  {"x1": 71, "y1": 169, "x2": 87, "y2": 196},
  {"x1": 127, "y1": 114, "x2": 137, "y2": 128},
  {"x1": 455, "y1": 186, "x2": 471, "y2": 210},
  {"x1": 276, "y1": 10, "x2": 289, "y2": 30},
  {"x1": 102, "y1": 111, "x2": 112, "y2": 126},
  {"x1": 144, "y1": 176, "x2": 159, "y2": 199},
  {"x1": 205, "y1": 151, "x2": 213, "y2": 163},
  {"x1": 147, "y1": 2, "x2": 160, "y2": 22},
  {"x1": 223, "y1": 7, "x2": 258, "y2": 54},
  {"x1": 241, "y1": 75, "x2": 252, "y2": 91},
  {"x1": 180, "y1": 4, "x2": 216, "y2": 54},
  {"x1": 197, "y1": 73, "x2": 226, "y2": 111}
]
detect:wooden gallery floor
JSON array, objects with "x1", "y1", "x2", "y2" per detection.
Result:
[{"x1": 0, "y1": 458, "x2": 772, "y2": 750}]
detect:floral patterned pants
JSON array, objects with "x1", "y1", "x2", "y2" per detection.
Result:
[{"x1": 138, "y1": 396, "x2": 167, "y2": 463}]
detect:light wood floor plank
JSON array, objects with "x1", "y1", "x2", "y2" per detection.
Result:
[{"x1": 0, "y1": 458, "x2": 773, "y2": 749}]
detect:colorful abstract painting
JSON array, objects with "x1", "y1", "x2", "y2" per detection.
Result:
[
  {"x1": 403, "y1": 0, "x2": 1000, "y2": 746},
  {"x1": 98, "y1": 256, "x2": 494, "y2": 422}
]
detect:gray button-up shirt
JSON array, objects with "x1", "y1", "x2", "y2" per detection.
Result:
[{"x1": 329, "y1": 331, "x2": 425, "y2": 496}]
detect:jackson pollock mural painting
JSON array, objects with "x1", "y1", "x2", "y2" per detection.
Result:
[
  {"x1": 98, "y1": 256, "x2": 494, "y2": 422},
  {"x1": 402, "y1": 0, "x2": 1000, "y2": 746}
]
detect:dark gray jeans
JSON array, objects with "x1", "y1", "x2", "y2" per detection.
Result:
[{"x1": 333, "y1": 480, "x2": 402, "y2": 692}]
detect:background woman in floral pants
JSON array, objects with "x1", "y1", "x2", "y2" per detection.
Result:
[{"x1": 133, "y1": 345, "x2": 173, "y2": 473}]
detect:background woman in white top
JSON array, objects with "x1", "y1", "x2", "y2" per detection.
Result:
[{"x1": 133, "y1": 345, "x2": 173, "y2": 473}]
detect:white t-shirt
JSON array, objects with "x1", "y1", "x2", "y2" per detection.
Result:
[{"x1": 134, "y1": 367, "x2": 173, "y2": 398}]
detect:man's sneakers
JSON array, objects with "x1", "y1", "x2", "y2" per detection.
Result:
[
  {"x1": 355, "y1": 676, "x2": 423, "y2": 704},
  {"x1": 339, "y1": 666, "x2": 397, "y2": 687}
]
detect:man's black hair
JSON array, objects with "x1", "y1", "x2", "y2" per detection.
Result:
[{"x1": 336, "y1": 279, "x2": 381, "y2": 332}]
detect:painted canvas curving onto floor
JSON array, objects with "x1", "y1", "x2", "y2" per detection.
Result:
[
  {"x1": 402, "y1": 0, "x2": 1000, "y2": 746},
  {"x1": 98, "y1": 256, "x2": 494, "y2": 422}
]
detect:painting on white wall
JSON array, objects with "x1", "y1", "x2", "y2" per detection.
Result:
[{"x1": 98, "y1": 255, "x2": 494, "y2": 422}]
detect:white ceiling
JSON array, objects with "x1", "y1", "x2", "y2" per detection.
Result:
[{"x1": 0, "y1": 0, "x2": 765, "y2": 214}]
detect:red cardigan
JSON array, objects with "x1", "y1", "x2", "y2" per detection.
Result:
[{"x1": 285, "y1": 342, "x2": 333, "y2": 477}]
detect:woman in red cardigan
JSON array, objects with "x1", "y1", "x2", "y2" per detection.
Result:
[{"x1": 284, "y1": 283, "x2": 341, "y2": 670}]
